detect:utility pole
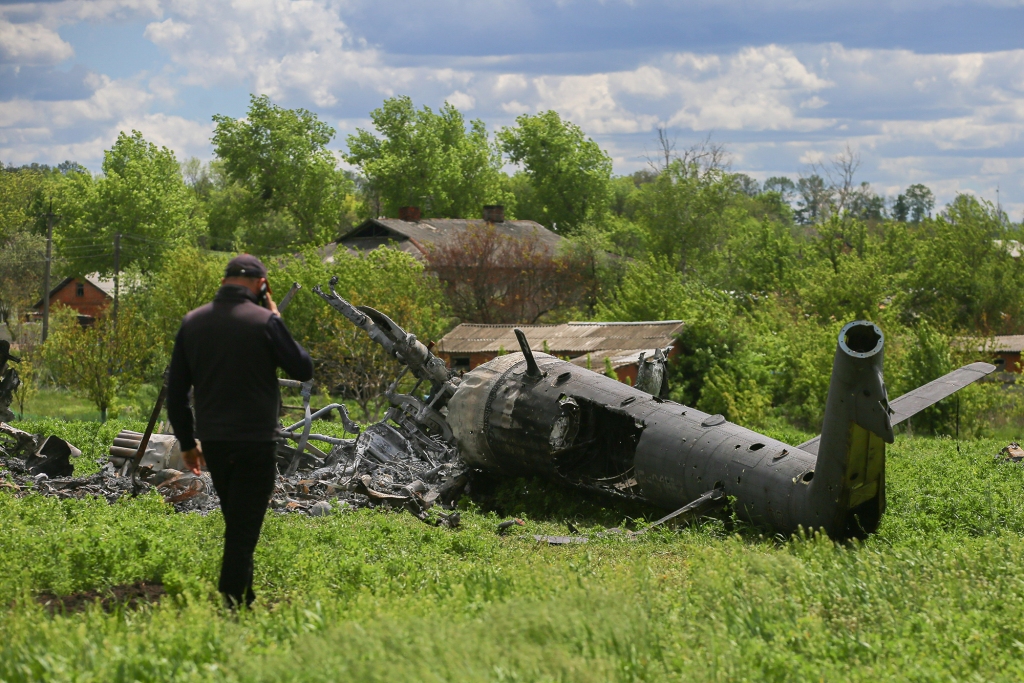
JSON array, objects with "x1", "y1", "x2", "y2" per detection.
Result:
[
  {"x1": 40, "y1": 200, "x2": 57, "y2": 343},
  {"x1": 113, "y1": 232, "x2": 121, "y2": 323}
]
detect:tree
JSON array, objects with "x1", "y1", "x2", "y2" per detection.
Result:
[
  {"x1": 180, "y1": 157, "x2": 214, "y2": 203},
  {"x1": 893, "y1": 184, "x2": 935, "y2": 223},
  {"x1": 129, "y1": 244, "x2": 228, "y2": 358},
  {"x1": 346, "y1": 96, "x2": 510, "y2": 219},
  {"x1": 0, "y1": 231, "x2": 45, "y2": 334},
  {"x1": 11, "y1": 355, "x2": 36, "y2": 419},
  {"x1": 595, "y1": 256, "x2": 691, "y2": 323},
  {"x1": 424, "y1": 226, "x2": 590, "y2": 324},
  {"x1": 498, "y1": 111, "x2": 612, "y2": 233},
  {"x1": 810, "y1": 144, "x2": 861, "y2": 218},
  {"x1": 848, "y1": 182, "x2": 886, "y2": 221},
  {"x1": 718, "y1": 217, "x2": 798, "y2": 297},
  {"x1": 732, "y1": 174, "x2": 761, "y2": 197},
  {"x1": 55, "y1": 131, "x2": 200, "y2": 275},
  {"x1": 795, "y1": 174, "x2": 832, "y2": 225},
  {"x1": 762, "y1": 176, "x2": 797, "y2": 204},
  {"x1": 907, "y1": 194, "x2": 1024, "y2": 332},
  {"x1": 41, "y1": 305, "x2": 156, "y2": 421},
  {"x1": 0, "y1": 163, "x2": 51, "y2": 243},
  {"x1": 213, "y1": 94, "x2": 353, "y2": 248},
  {"x1": 630, "y1": 158, "x2": 734, "y2": 273}
]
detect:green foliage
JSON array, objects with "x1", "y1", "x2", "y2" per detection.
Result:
[
  {"x1": 128, "y1": 244, "x2": 228, "y2": 359},
  {"x1": 345, "y1": 96, "x2": 510, "y2": 219},
  {"x1": 0, "y1": 229, "x2": 45, "y2": 330},
  {"x1": 40, "y1": 306, "x2": 158, "y2": 421},
  {"x1": 717, "y1": 215, "x2": 799, "y2": 296},
  {"x1": 213, "y1": 95, "x2": 355, "y2": 249},
  {"x1": 55, "y1": 131, "x2": 201, "y2": 275},
  {"x1": 906, "y1": 195, "x2": 1023, "y2": 332},
  {"x1": 11, "y1": 355, "x2": 37, "y2": 420},
  {"x1": 498, "y1": 110, "x2": 612, "y2": 233},
  {"x1": 893, "y1": 183, "x2": 935, "y2": 222},
  {"x1": 630, "y1": 158, "x2": 736, "y2": 273},
  {"x1": 594, "y1": 256, "x2": 691, "y2": 323}
]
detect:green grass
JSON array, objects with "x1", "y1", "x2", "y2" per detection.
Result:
[
  {"x1": 14, "y1": 389, "x2": 103, "y2": 422},
  {"x1": 2, "y1": 424, "x2": 1024, "y2": 681}
]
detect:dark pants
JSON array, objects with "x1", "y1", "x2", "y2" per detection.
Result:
[{"x1": 203, "y1": 441, "x2": 278, "y2": 608}]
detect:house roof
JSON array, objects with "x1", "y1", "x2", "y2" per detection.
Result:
[
  {"x1": 984, "y1": 335, "x2": 1024, "y2": 353},
  {"x1": 324, "y1": 217, "x2": 562, "y2": 262},
  {"x1": 435, "y1": 320, "x2": 684, "y2": 356},
  {"x1": 32, "y1": 273, "x2": 116, "y2": 309}
]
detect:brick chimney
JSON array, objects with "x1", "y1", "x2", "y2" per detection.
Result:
[
  {"x1": 399, "y1": 206, "x2": 421, "y2": 222},
  {"x1": 483, "y1": 205, "x2": 505, "y2": 223}
]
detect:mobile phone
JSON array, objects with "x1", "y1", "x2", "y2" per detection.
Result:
[{"x1": 258, "y1": 282, "x2": 269, "y2": 308}]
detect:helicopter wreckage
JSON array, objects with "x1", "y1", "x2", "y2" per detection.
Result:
[
  {"x1": 302, "y1": 277, "x2": 994, "y2": 538},
  {"x1": 0, "y1": 279, "x2": 996, "y2": 538}
]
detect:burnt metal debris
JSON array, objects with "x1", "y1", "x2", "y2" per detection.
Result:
[{"x1": 0, "y1": 340, "x2": 22, "y2": 422}]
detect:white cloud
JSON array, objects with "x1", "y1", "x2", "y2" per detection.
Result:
[
  {"x1": 143, "y1": 18, "x2": 189, "y2": 43},
  {"x1": 531, "y1": 73, "x2": 661, "y2": 134},
  {"x1": 116, "y1": 112, "x2": 212, "y2": 156},
  {"x1": 0, "y1": 0, "x2": 162, "y2": 26},
  {"x1": 445, "y1": 90, "x2": 475, "y2": 110},
  {"x1": 141, "y1": 0, "x2": 424, "y2": 101},
  {"x1": 492, "y1": 74, "x2": 528, "y2": 97},
  {"x1": 663, "y1": 45, "x2": 834, "y2": 131},
  {"x1": 0, "y1": 21, "x2": 74, "y2": 65}
]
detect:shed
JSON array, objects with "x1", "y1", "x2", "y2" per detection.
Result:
[
  {"x1": 435, "y1": 320, "x2": 684, "y2": 385},
  {"x1": 982, "y1": 335, "x2": 1024, "y2": 373}
]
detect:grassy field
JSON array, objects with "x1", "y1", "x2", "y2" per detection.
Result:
[{"x1": 2, "y1": 419, "x2": 1024, "y2": 681}]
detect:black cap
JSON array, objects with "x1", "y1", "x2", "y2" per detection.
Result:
[{"x1": 224, "y1": 253, "x2": 267, "y2": 279}]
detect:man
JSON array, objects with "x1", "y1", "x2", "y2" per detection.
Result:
[{"x1": 167, "y1": 254, "x2": 313, "y2": 608}]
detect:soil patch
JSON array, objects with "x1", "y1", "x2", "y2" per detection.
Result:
[{"x1": 36, "y1": 581, "x2": 165, "y2": 615}]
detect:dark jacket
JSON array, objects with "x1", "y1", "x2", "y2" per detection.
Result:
[{"x1": 167, "y1": 284, "x2": 313, "y2": 451}]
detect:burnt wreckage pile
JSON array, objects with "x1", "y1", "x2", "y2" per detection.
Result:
[
  {"x1": 0, "y1": 343, "x2": 94, "y2": 501},
  {"x1": 1, "y1": 281, "x2": 472, "y2": 519},
  {"x1": 105, "y1": 279, "x2": 471, "y2": 518}
]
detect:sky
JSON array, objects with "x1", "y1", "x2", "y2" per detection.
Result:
[{"x1": 1, "y1": 0, "x2": 1022, "y2": 217}]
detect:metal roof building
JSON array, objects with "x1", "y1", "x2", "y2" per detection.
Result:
[{"x1": 435, "y1": 320, "x2": 684, "y2": 384}]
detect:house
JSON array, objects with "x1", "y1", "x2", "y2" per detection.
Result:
[
  {"x1": 982, "y1": 335, "x2": 1024, "y2": 373},
  {"x1": 435, "y1": 320, "x2": 685, "y2": 385},
  {"x1": 32, "y1": 274, "x2": 115, "y2": 324},
  {"x1": 321, "y1": 205, "x2": 562, "y2": 262}
]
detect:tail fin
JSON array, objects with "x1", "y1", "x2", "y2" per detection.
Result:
[
  {"x1": 808, "y1": 321, "x2": 894, "y2": 537},
  {"x1": 804, "y1": 321, "x2": 995, "y2": 537}
]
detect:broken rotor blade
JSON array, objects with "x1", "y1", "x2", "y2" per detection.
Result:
[
  {"x1": 312, "y1": 281, "x2": 396, "y2": 354},
  {"x1": 638, "y1": 488, "x2": 727, "y2": 534}
]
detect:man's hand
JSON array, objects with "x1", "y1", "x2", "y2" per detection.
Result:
[
  {"x1": 182, "y1": 446, "x2": 205, "y2": 476},
  {"x1": 265, "y1": 289, "x2": 280, "y2": 317}
]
